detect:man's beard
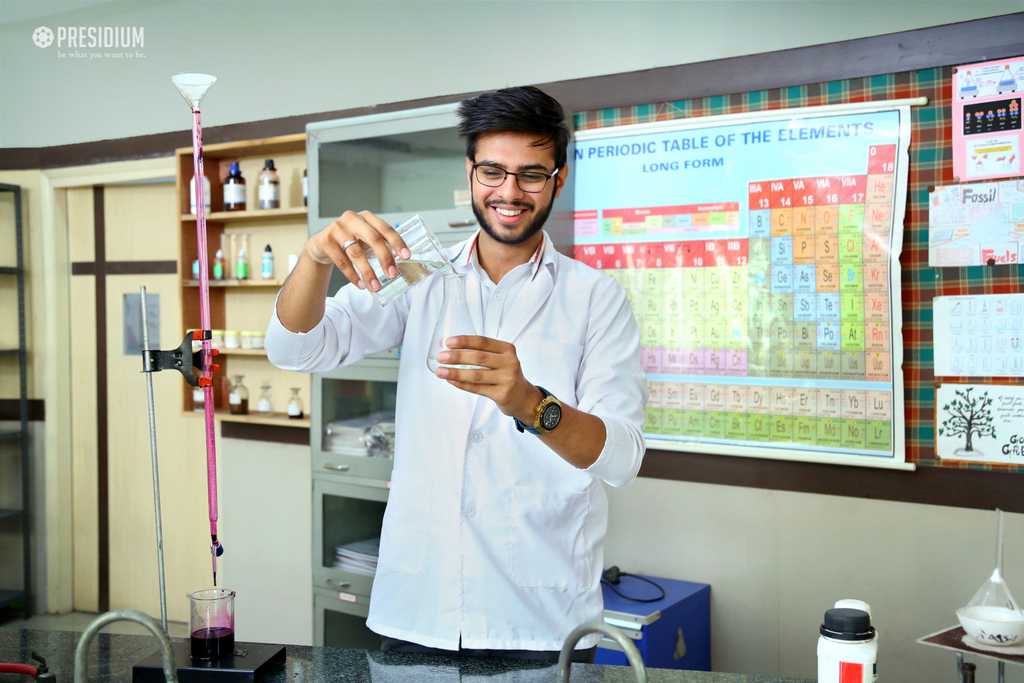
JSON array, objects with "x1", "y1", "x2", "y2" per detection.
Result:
[{"x1": 471, "y1": 190, "x2": 555, "y2": 246}]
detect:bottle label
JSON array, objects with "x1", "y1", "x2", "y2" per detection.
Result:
[
  {"x1": 229, "y1": 393, "x2": 241, "y2": 405},
  {"x1": 288, "y1": 403, "x2": 302, "y2": 416},
  {"x1": 237, "y1": 262, "x2": 248, "y2": 279},
  {"x1": 258, "y1": 180, "x2": 280, "y2": 202},
  {"x1": 224, "y1": 183, "x2": 246, "y2": 205},
  {"x1": 213, "y1": 262, "x2": 223, "y2": 280},
  {"x1": 258, "y1": 399, "x2": 273, "y2": 413},
  {"x1": 262, "y1": 257, "x2": 273, "y2": 279}
]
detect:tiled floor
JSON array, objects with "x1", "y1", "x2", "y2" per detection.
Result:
[{"x1": 0, "y1": 609, "x2": 189, "y2": 638}]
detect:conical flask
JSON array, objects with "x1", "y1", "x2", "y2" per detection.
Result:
[{"x1": 427, "y1": 272, "x2": 478, "y2": 373}]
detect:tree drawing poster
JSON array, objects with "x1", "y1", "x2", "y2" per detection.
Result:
[{"x1": 936, "y1": 383, "x2": 1024, "y2": 466}]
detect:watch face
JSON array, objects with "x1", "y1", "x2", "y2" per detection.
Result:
[{"x1": 540, "y1": 403, "x2": 561, "y2": 431}]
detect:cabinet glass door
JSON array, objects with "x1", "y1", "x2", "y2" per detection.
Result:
[
  {"x1": 313, "y1": 588, "x2": 379, "y2": 649},
  {"x1": 313, "y1": 479, "x2": 388, "y2": 596},
  {"x1": 317, "y1": 127, "x2": 466, "y2": 219},
  {"x1": 314, "y1": 375, "x2": 398, "y2": 482}
]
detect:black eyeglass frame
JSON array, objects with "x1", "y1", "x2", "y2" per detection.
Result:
[{"x1": 471, "y1": 164, "x2": 561, "y2": 193}]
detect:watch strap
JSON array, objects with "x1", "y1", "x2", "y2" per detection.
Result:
[{"x1": 514, "y1": 386, "x2": 551, "y2": 435}]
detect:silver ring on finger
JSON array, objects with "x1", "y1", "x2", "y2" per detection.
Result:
[{"x1": 341, "y1": 239, "x2": 358, "y2": 251}]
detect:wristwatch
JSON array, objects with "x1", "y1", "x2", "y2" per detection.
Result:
[{"x1": 514, "y1": 386, "x2": 563, "y2": 435}]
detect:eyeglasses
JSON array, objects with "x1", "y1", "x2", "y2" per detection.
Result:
[{"x1": 472, "y1": 164, "x2": 559, "y2": 193}]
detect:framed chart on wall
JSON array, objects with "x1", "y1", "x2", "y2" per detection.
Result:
[{"x1": 573, "y1": 101, "x2": 922, "y2": 469}]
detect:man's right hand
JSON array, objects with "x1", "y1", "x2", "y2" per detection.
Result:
[{"x1": 307, "y1": 210, "x2": 412, "y2": 292}]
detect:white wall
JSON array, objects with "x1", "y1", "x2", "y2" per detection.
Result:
[
  {"x1": 0, "y1": 1, "x2": 1020, "y2": 147},
  {"x1": 605, "y1": 478, "x2": 1024, "y2": 681},
  {"x1": 220, "y1": 437, "x2": 313, "y2": 646}
]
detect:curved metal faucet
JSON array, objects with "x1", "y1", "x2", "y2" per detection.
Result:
[
  {"x1": 557, "y1": 621, "x2": 646, "y2": 683},
  {"x1": 74, "y1": 610, "x2": 177, "y2": 683}
]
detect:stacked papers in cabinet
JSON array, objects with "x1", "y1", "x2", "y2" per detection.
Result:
[{"x1": 334, "y1": 537, "x2": 380, "y2": 576}]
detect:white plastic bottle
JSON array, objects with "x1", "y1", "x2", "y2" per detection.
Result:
[{"x1": 818, "y1": 607, "x2": 877, "y2": 683}]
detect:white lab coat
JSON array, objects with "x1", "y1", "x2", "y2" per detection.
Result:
[{"x1": 266, "y1": 231, "x2": 648, "y2": 652}]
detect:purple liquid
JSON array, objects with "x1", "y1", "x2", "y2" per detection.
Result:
[{"x1": 190, "y1": 626, "x2": 234, "y2": 660}]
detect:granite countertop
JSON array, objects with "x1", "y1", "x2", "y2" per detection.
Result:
[{"x1": 0, "y1": 628, "x2": 813, "y2": 683}]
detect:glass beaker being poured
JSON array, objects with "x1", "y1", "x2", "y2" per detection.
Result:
[
  {"x1": 361, "y1": 214, "x2": 453, "y2": 306},
  {"x1": 427, "y1": 272, "x2": 479, "y2": 373}
]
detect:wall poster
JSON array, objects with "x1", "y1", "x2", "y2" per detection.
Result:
[
  {"x1": 953, "y1": 56, "x2": 1024, "y2": 181},
  {"x1": 573, "y1": 101, "x2": 916, "y2": 468},
  {"x1": 936, "y1": 382, "x2": 1024, "y2": 466}
]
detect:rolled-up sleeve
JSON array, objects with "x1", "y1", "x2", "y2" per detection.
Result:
[{"x1": 576, "y1": 276, "x2": 648, "y2": 487}]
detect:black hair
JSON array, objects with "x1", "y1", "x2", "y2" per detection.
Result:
[{"x1": 457, "y1": 86, "x2": 570, "y2": 170}]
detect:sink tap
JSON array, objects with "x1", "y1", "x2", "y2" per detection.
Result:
[
  {"x1": 557, "y1": 621, "x2": 646, "y2": 683},
  {"x1": 74, "y1": 610, "x2": 177, "y2": 683}
]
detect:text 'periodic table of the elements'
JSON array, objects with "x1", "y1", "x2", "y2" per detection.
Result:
[{"x1": 573, "y1": 107, "x2": 910, "y2": 463}]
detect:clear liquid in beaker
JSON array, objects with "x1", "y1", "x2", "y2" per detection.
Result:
[{"x1": 367, "y1": 258, "x2": 451, "y2": 306}]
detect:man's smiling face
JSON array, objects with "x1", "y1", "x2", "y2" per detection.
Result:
[{"x1": 467, "y1": 131, "x2": 565, "y2": 246}]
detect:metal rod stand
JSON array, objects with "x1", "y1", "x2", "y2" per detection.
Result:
[{"x1": 140, "y1": 286, "x2": 169, "y2": 634}]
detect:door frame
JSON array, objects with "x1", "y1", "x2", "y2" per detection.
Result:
[{"x1": 40, "y1": 156, "x2": 175, "y2": 613}]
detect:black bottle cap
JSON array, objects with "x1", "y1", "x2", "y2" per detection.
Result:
[
  {"x1": 820, "y1": 608, "x2": 875, "y2": 641},
  {"x1": 263, "y1": 159, "x2": 275, "y2": 171},
  {"x1": 264, "y1": 244, "x2": 272, "y2": 252}
]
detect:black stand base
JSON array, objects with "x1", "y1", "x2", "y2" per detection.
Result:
[{"x1": 132, "y1": 641, "x2": 286, "y2": 683}]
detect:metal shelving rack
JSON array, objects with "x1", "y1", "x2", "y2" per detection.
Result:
[{"x1": 0, "y1": 182, "x2": 31, "y2": 617}]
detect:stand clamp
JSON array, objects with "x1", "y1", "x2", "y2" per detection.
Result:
[{"x1": 142, "y1": 331, "x2": 219, "y2": 387}]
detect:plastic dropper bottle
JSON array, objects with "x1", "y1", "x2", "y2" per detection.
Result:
[
  {"x1": 261, "y1": 245, "x2": 274, "y2": 280},
  {"x1": 258, "y1": 159, "x2": 280, "y2": 209},
  {"x1": 236, "y1": 241, "x2": 249, "y2": 280},
  {"x1": 213, "y1": 249, "x2": 225, "y2": 280},
  {"x1": 223, "y1": 161, "x2": 246, "y2": 211}
]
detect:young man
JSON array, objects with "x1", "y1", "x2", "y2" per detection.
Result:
[{"x1": 266, "y1": 86, "x2": 647, "y2": 660}]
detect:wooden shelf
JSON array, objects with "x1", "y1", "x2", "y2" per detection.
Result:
[
  {"x1": 179, "y1": 133, "x2": 306, "y2": 159},
  {"x1": 181, "y1": 206, "x2": 307, "y2": 223},
  {"x1": 184, "y1": 409, "x2": 309, "y2": 429},
  {"x1": 184, "y1": 279, "x2": 285, "y2": 288}
]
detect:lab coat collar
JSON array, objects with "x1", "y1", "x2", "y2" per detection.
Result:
[
  {"x1": 455, "y1": 229, "x2": 557, "y2": 282},
  {"x1": 450, "y1": 230, "x2": 558, "y2": 344}
]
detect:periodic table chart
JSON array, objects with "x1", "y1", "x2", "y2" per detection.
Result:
[{"x1": 573, "y1": 104, "x2": 913, "y2": 467}]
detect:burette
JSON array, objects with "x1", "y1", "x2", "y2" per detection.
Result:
[{"x1": 170, "y1": 73, "x2": 224, "y2": 585}]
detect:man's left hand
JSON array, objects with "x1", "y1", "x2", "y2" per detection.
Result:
[{"x1": 434, "y1": 336, "x2": 543, "y2": 423}]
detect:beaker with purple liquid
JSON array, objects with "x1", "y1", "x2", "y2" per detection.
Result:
[{"x1": 189, "y1": 588, "x2": 235, "y2": 659}]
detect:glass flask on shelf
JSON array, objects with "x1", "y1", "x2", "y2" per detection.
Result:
[
  {"x1": 427, "y1": 271, "x2": 479, "y2": 373},
  {"x1": 287, "y1": 387, "x2": 304, "y2": 419},
  {"x1": 192, "y1": 386, "x2": 205, "y2": 413},
  {"x1": 957, "y1": 509, "x2": 1024, "y2": 646},
  {"x1": 228, "y1": 375, "x2": 249, "y2": 415},
  {"x1": 258, "y1": 384, "x2": 273, "y2": 414}
]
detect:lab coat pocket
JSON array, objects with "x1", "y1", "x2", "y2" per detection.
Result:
[
  {"x1": 377, "y1": 471, "x2": 431, "y2": 575},
  {"x1": 515, "y1": 341, "x2": 584, "y2": 407},
  {"x1": 510, "y1": 485, "x2": 591, "y2": 589}
]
